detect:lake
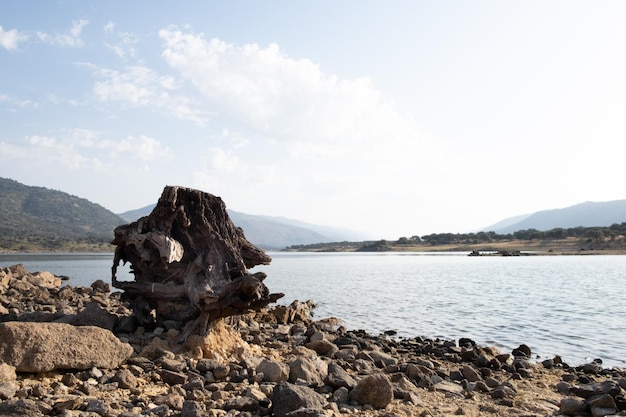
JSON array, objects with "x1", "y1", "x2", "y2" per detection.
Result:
[{"x1": 1, "y1": 251, "x2": 624, "y2": 368}]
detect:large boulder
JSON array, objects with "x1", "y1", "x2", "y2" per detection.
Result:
[{"x1": 0, "y1": 322, "x2": 133, "y2": 372}]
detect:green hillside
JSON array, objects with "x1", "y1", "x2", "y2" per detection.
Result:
[{"x1": 0, "y1": 177, "x2": 127, "y2": 251}]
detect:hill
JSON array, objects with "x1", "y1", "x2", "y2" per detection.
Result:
[
  {"x1": 118, "y1": 205, "x2": 369, "y2": 250},
  {"x1": 483, "y1": 200, "x2": 626, "y2": 234},
  {"x1": 0, "y1": 177, "x2": 126, "y2": 251}
]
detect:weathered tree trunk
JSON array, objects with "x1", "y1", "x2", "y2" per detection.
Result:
[{"x1": 111, "y1": 186, "x2": 283, "y2": 339}]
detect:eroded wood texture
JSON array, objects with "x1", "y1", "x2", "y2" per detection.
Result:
[{"x1": 111, "y1": 186, "x2": 283, "y2": 337}]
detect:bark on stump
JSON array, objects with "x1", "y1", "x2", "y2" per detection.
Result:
[{"x1": 111, "y1": 186, "x2": 283, "y2": 339}]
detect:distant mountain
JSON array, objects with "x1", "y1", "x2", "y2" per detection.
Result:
[
  {"x1": 0, "y1": 177, "x2": 126, "y2": 250},
  {"x1": 118, "y1": 204, "x2": 370, "y2": 250},
  {"x1": 483, "y1": 200, "x2": 626, "y2": 234}
]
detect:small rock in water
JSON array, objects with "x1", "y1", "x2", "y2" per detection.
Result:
[{"x1": 512, "y1": 344, "x2": 531, "y2": 358}]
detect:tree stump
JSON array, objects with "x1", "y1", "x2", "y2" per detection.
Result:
[{"x1": 111, "y1": 186, "x2": 283, "y2": 339}]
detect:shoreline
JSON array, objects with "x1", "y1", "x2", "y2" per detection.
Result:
[{"x1": 1, "y1": 265, "x2": 625, "y2": 416}]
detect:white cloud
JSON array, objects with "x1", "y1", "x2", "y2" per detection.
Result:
[
  {"x1": 90, "y1": 64, "x2": 208, "y2": 125},
  {"x1": 158, "y1": 29, "x2": 427, "y2": 168},
  {"x1": 103, "y1": 22, "x2": 140, "y2": 59},
  {"x1": 155, "y1": 29, "x2": 440, "y2": 231},
  {"x1": 68, "y1": 129, "x2": 173, "y2": 161},
  {"x1": 104, "y1": 21, "x2": 115, "y2": 34},
  {"x1": 0, "y1": 25, "x2": 28, "y2": 50},
  {"x1": 0, "y1": 93, "x2": 39, "y2": 109},
  {"x1": 37, "y1": 19, "x2": 88, "y2": 47},
  {"x1": 207, "y1": 147, "x2": 238, "y2": 172},
  {"x1": 3, "y1": 130, "x2": 172, "y2": 174}
]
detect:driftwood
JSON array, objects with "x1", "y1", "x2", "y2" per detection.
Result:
[{"x1": 111, "y1": 186, "x2": 283, "y2": 338}]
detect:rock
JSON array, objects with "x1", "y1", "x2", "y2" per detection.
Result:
[
  {"x1": 461, "y1": 365, "x2": 482, "y2": 382},
  {"x1": 158, "y1": 369, "x2": 188, "y2": 385},
  {"x1": 24, "y1": 271, "x2": 61, "y2": 289},
  {"x1": 257, "y1": 358, "x2": 289, "y2": 382},
  {"x1": 0, "y1": 381, "x2": 17, "y2": 400},
  {"x1": 0, "y1": 363, "x2": 17, "y2": 382},
  {"x1": 325, "y1": 362, "x2": 357, "y2": 389},
  {"x1": 0, "y1": 322, "x2": 133, "y2": 372},
  {"x1": 90, "y1": 279, "x2": 110, "y2": 293},
  {"x1": 288, "y1": 356, "x2": 328, "y2": 386},
  {"x1": 223, "y1": 396, "x2": 259, "y2": 412},
  {"x1": 349, "y1": 373, "x2": 394, "y2": 409},
  {"x1": 587, "y1": 394, "x2": 617, "y2": 416},
  {"x1": 570, "y1": 381, "x2": 622, "y2": 399},
  {"x1": 583, "y1": 362, "x2": 603, "y2": 374},
  {"x1": 0, "y1": 399, "x2": 51, "y2": 417},
  {"x1": 367, "y1": 349, "x2": 398, "y2": 367},
  {"x1": 181, "y1": 400, "x2": 206, "y2": 417},
  {"x1": 71, "y1": 302, "x2": 119, "y2": 330},
  {"x1": 272, "y1": 300, "x2": 315, "y2": 324},
  {"x1": 158, "y1": 357, "x2": 187, "y2": 373},
  {"x1": 306, "y1": 339, "x2": 337, "y2": 356},
  {"x1": 272, "y1": 382, "x2": 327, "y2": 417},
  {"x1": 511, "y1": 344, "x2": 531, "y2": 358},
  {"x1": 459, "y1": 337, "x2": 476, "y2": 348},
  {"x1": 113, "y1": 369, "x2": 138, "y2": 389},
  {"x1": 559, "y1": 397, "x2": 587, "y2": 416},
  {"x1": 434, "y1": 380, "x2": 464, "y2": 395}
]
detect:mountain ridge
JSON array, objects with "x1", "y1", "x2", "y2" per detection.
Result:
[
  {"x1": 482, "y1": 200, "x2": 626, "y2": 234},
  {"x1": 3, "y1": 177, "x2": 626, "y2": 251},
  {"x1": 0, "y1": 177, "x2": 127, "y2": 251},
  {"x1": 118, "y1": 204, "x2": 370, "y2": 250}
]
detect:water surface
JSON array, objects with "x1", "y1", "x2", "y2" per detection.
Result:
[{"x1": 2, "y1": 251, "x2": 624, "y2": 368}]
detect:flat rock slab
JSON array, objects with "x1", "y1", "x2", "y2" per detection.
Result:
[{"x1": 0, "y1": 322, "x2": 133, "y2": 373}]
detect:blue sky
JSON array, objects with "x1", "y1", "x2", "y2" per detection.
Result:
[{"x1": 2, "y1": 1, "x2": 626, "y2": 239}]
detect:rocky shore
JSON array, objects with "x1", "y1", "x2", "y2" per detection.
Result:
[{"x1": 0, "y1": 264, "x2": 625, "y2": 417}]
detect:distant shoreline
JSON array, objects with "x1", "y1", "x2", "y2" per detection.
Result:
[{"x1": 282, "y1": 236, "x2": 626, "y2": 255}]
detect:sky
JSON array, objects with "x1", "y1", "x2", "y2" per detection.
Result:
[{"x1": 1, "y1": 1, "x2": 626, "y2": 239}]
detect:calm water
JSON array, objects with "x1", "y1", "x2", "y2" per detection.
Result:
[{"x1": 1, "y1": 252, "x2": 624, "y2": 368}]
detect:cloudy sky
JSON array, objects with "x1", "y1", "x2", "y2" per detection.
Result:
[{"x1": 2, "y1": 1, "x2": 625, "y2": 239}]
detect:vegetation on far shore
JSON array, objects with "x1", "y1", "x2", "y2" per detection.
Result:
[{"x1": 283, "y1": 223, "x2": 626, "y2": 255}]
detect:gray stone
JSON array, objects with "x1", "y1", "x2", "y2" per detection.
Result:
[
  {"x1": 0, "y1": 399, "x2": 51, "y2": 417},
  {"x1": 306, "y1": 339, "x2": 337, "y2": 356},
  {"x1": 0, "y1": 322, "x2": 133, "y2": 372},
  {"x1": 325, "y1": 362, "x2": 357, "y2": 389},
  {"x1": 256, "y1": 358, "x2": 289, "y2": 383},
  {"x1": 212, "y1": 364, "x2": 230, "y2": 380},
  {"x1": 223, "y1": 396, "x2": 259, "y2": 412},
  {"x1": 181, "y1": 400, "x2": 206, "y2": 417},
  {"x1": 434, "y1": 380, "x2": 464, "y2": 395},
  {"x1": 272, "y1": 382, "x2": 327, "y2": 417},
  {"x1": 331, "y1": 386, "x2": 350, "y2": 404},
  {"x1": 556, "y1": 381, "x2": 571, "y2": 394},
  {"x1": 349, "y1": 373, "x2": 393, "y2": 409},
  {"x1": 583, "y1": 362, "x2": 603, "y2": 375},
  {"x1": 288, "y1": 356, "x2": 327, "y2": 386},
  {"x1": 159, "y1": 358, "x2": 187, "y2": 372},
  {"x1": 0, "y1": 381, "x2": 17, "y2": 400},
  {"x1": 158, "y1": 369, "x2": 188, "y2": 385},
  {"x1": 461, "y1": 365, "x2": 482, "y2": 382},
  {"x1": 570, "y1": 381, "x2": 621, "y2": 399},
  {"x1": 367, "y1": 349, "x2": 398, "y2": 367},
  {"x1": 0, "y1": 363, "x2": 17, "y2": 382},
  {"x1": 86, "y1": 399, "x2": 114, "y2": 416},
  {"x1": 70, "y1": 301, "x2": 119, "y2": 330},
  {"x1": 587, "y1": 393, "x2": 617, "y2": 410},
  {"x1": 113, "y1": 368, "x2": 138, "y2": 389},
  {"x1": 559, "y1": 397, "x2": 587, "y2": 416}
]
